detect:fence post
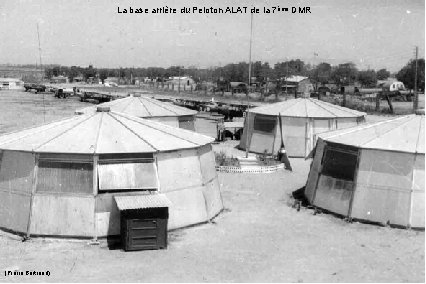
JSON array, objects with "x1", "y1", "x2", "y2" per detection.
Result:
[{"x1": 342, "y1": 90, "x2": 346, "y2": 107}]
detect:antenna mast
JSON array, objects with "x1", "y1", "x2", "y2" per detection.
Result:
[
  {"x1": 37, "y1": 23, "x2": 43, "y2": 81},
  {"x1": 245, "y1": 12, "x2": 254, "y2": 158},
  {"x1": 37, "y1": 23, "x2": 46, "y2": 123}
]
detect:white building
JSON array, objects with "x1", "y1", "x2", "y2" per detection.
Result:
[{"x1": 0, "y1": 78, "x2": 24, "y2": 90}]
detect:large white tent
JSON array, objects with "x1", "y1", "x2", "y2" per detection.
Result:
[
  {"x1": 75, "y1": 94, "x2": 198, "y2": 130},
  {"x1": 305, "y1": 114, "x2": 424, "y2": 228},
  {"x1": 0, "y1": 107, "x2": 223, "y2": 238},
  {"x1": 239, "y1": 98, "x2": 366, "y2": 157}
]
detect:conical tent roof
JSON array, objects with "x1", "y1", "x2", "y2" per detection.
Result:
[
  {"x1": 75, "y1": 95, "x2": 197, "y2": 117},
  {"x1": 0, "y1": 109, "x2": 213, "y2": 154},
  {"x1": 250, "y1": 98, "x2": 366, "y2": 118},
  {"x1": 317, "y1": 114, "x2": 424, "y2": 154}
]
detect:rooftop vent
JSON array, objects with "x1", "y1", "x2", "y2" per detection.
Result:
[{"x1": 97, "y1": 106, "x2": 111, "y2": 112}]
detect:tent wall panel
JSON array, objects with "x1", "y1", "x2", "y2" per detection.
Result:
[
  {"x1": 0, "y1": 191, "x2": 31, "y2": 234},
  {"x1": 411, "y1": 191, "x2": 425, "y2": 228},
  {"x1": 312, "y1": 119, "x2": 331, "y2": 151},
  {"x1": 250, "y1": 132, "x2": 275, "y2": 154},
  {"x1": 95, "y1": 192, "x2": 140, "y2": 236},
  {"x1": 305, "y1": 139, "x2": 326, "y2": 202},
  {"x1": 355, "y1": 150, "x2": 414, "y2": 191},
  {"x1": 313, "y1": 119, "x2": 331, "y2": 135},
  {"x1": 271, "y1": 123, "x2": 282, "y2": 155},
  {"x1": 412, "y1": 154, "x2": 425, "y2": 191},
  {"x1": 313, "y1": 175, "x2": 354, "y2": 216},
  {"x1": 195, "y1": 117, "x2": 218, "y2": 139},
  {"x1": 336, "y1": 117, "x2": 358, "y2": 129},
  {"x1": 239, "y1": 113, "x2": 255, "y2": 149},
  {"x1": 0, "y1": 151, "x2": 34, "y2": 194},
  {"x1": 157, "y1": 150, "x2": 203, "y2": 192},
  {"x1": 282, "y1": 117, "x2": 306, "y2": 157},
  {"x1": 410, "y1": 154, "x2": 425, "y2": 228},
  {"x1": 164, "y1": 186, "x2": 208, "y2": 230},
  {"x1": 351, "y1": 185, "x2": 411, "y2": 226},
  {"x1": 309, "y1": 119, "x2": 334, "y2": 152},
  {"x1": 351, "y1": 150, "x2": 414, "y2": 226},
  {"x1": 198, "y1": 144, "x2": 217, "y2": 184},
  {"x1": 30, "y1": 195, "x2": 95, "y2": 237},
  {"x1": 148, "y1": 117, "x2": 179, "y2": 128},
  {"x1": 200, "y1": 178, "x2": 223, "y2": 219}
]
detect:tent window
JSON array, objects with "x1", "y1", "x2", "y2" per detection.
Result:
[
  {"x1": 253, "y1": 116, "x2": 276, "y2": 133},
  {"x1": 98, "y1": 162, "x2": 158, "y2": 192},
  {"x1": 321, "y1": 147, "x2": 358, "y2": 181},
  {"x1": 37, "y1": 160, "x2": 93, "y2": 194}
]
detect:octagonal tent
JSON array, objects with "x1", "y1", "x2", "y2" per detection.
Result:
[
  {"x1": 305, "y1": 114, "x2": 424, "y2": 228},
  {"x1": 0, "y1": 107, "x2": 223, "y2": 238},
  {"x1": 239, "y1": 98, "x2": 366, "y2": 157},
  {"x1": 75, "y1": 94, "x2": 198, "y2": 131}
]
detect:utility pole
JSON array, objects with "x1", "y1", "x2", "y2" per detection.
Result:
[
  {"x1": 245, "y1": 12, "x2": 253, "y2": 158},
  {"x1": 413, "y1": 46, "x2": 418, "y2": 111}
]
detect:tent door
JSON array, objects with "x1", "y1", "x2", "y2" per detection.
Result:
[{"x1": 312, "y1": 144, "x2": 359, "y2": 217}]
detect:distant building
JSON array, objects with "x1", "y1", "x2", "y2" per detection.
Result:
[
  {"x1": 0, "y1": 78, "x2": 24, "y2": 90},
  {"x1": 230, "y1": 82, "x2": 248, "y2": 94},
  {"x1": 167, "y1": 76, "x2": 195, "y2": 86},
  {"x1": 72, "y1": 76, "x2": 84, "y2": 83},
  {"x1": 50, "y1": 75, "x2": 69, "y2": 84},
  {"x1": 281, "y1": 75, "x2": 314, "y2": 95},
  {"x1": 87, "y1": 77, "x2": 101, "y2": 84}
]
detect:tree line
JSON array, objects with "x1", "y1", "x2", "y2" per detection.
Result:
[{"x1": 44, "y1": 58, "x2": 425, "y2": 91}]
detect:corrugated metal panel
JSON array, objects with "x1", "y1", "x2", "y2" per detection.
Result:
[
  {"x1": 114, "y1": 194, "x2": 171, "y2": 210},
  {"x1": 250, "y1": 98, "x2": 366, "y2": 118}
]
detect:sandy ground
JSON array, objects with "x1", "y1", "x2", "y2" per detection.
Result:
[{"x1": 0, "y1": 90, "x2": 424, "y2": 282}]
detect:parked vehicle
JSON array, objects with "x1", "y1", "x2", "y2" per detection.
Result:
[{"x1": 24, "y1": 83, "x2": 46, "y2": 93}]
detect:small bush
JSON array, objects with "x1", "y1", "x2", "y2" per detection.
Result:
[
  {"x1": 215, "y1": 151, "x2": 240, "y2": 167},
  {"x1": 256, "y1": 150, "x2": 281, "y2": 166}
]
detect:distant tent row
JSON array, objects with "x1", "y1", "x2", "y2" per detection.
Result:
[
  {"x1": 240, "y1": 98, "x2": 366, "y2": 157},
  {"x1": 0, "y1": 107, "x2": 223, "y2": 238},
  {"x1": 305, "y1": 114, "x2": 425, "y2": 228}
]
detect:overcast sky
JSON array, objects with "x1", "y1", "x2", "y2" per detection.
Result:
[{"x1": 0, "y1": 0, "x2": 424, "y2": 71}]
